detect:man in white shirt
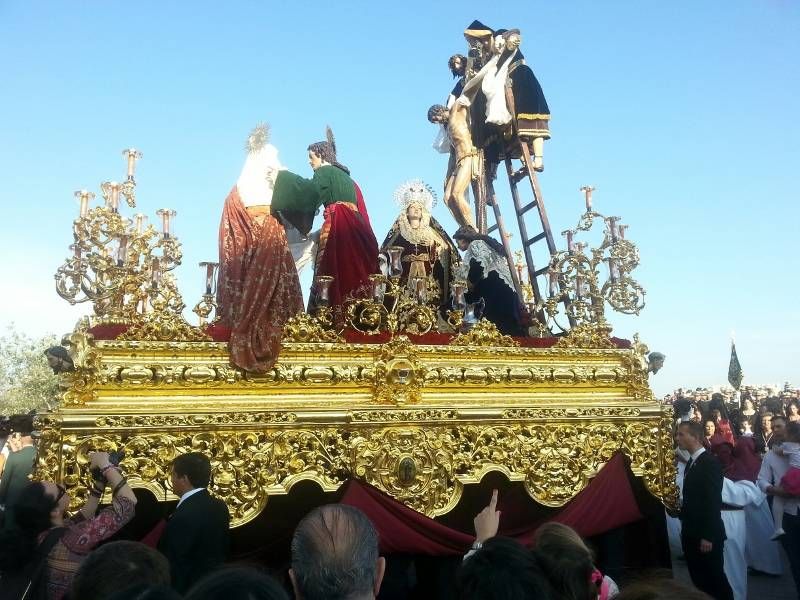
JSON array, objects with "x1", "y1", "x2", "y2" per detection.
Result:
[{"x1": 757, "y1": 415, "x2": 800, "y2": 598}]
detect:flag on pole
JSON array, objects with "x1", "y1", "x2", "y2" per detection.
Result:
[{"x1": 728, "y1": 341, "x2": 743, "y2": 390}]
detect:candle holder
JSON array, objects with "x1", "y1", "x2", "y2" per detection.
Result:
[
  {"x1": 123, "y1": 148, "x2": 142, "y2": 181},
  {"x1": 534, "y1": 189, "x2": 645, "y2": 335},
  {"x1": 346, "y1": 262, "x2": 439, "y2": 336},
  {"x1": 55, "y1": 148, "x2": 208, "y2": 341},
  {"x1": 156, "y1": 209, "x2": 177, "y2": 239},
  {"x1": 192, "y1": 262, "x2": 219, "y2": 326}
]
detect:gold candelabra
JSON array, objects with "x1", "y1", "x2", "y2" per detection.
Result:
[
  {"x1": 524, "y1": 187, "x2": 645, "y2": 335},
  {"x1": 346, "y1": 247, "x2": 440, "y2": 336},
  {"x1": 55, "y1": 150, "x2": 209, "y2": 341}
]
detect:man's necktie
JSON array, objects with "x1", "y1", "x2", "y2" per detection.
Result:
[{"x1": 685, "y1": 457, "x2": 694, "y2": 471}]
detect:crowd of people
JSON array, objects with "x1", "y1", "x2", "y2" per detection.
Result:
[{"x1": 665, "y1": 386, "x2": 800, "y2": 600}]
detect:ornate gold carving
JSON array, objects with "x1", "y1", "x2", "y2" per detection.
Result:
[
  {"x1": 351, "y1": 409, "x2": 458, "y2": 422},
  {"x1": 503, "y1": 407, "x2": 641, "y2": 419},
  {"x1": 372, "y1": 336, "x2": 425, "y2": 405},
  {"x1": 283, "y1": 312, "x2": 344, "y2": 343},
  {"x1": 555, "y1": 320, "x2": 615, "y2": 349},
  {"x1": 449, "y1": 320, "x2": 520, "y2": 347},
  {"x1": 36, "y1": 328, "x2": 676, "y2": 523}
]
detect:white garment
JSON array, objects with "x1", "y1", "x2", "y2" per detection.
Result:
[
  {"x1": 783, "y1": 441, "x2": 800, "y2": 469},
  {"x1": 237, "y1": 144, "x2": 284, "y2": 208},
  {"x1": 720, "y1": 478, "x2": 762, "y2": 600},
  {"x1": 758, "y1": 447, "x2": 799, "y2": 515},
  {"x1": 432, "y1": 124, "x2": 451, "y2": 154},
  {"x1": 480, "y1": 54, "x2": 513, "y2": 126},
  {"x1": 745, "y1": 498, "x2": 783, "y2": 574}
]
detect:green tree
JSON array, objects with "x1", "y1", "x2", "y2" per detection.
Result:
[{"x1": 0, "y1": 324, "x2": 59, "y2": 415}]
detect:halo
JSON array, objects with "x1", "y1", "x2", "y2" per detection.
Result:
[
  {"x1": 245, "y1": 123, "x2": 270, "y2": 154},
  {"x1": 394, "y1": 179, "x2": 438, "y2": 212}
]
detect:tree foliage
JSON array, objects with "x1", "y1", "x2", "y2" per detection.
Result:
[{"x1": 0, "y1": 324, "x2": 59, "y2": 415}]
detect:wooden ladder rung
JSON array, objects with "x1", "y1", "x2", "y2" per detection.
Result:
[
  {"x1": 533, "y1": 266, "x2": 550, "y2": 277},
  {"x1": 487, "y1": 224, "x2": 499, "y2": 234},
  {"x1": 518, "y1": 199, "x2": 538, "y2": 216},
  {"x1": 524, "y1": 232, "x2": 547, "y2": 247},
  {"x1": 511, "y1": 166, "x2": 528, "y2": 184}
]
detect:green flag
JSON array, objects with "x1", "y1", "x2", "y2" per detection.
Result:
[{"x1": 728, "y1": 342, "x2": 743, "y2": 390}]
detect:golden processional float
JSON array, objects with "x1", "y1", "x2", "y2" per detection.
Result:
[{"x1": 34, "y1": 142, "x2": 678, "y2": 528}]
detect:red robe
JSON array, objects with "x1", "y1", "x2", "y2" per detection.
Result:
[
  {"x1": 312, "y1": 183, "x2": 379, "y2": 309},
  {"x1": 217, "y1": 187, "x2": 303, "y2": 372}
]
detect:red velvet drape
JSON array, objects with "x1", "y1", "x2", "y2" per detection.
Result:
[{"x1": 340, "y1": 452, "x2": 642, "y2": 555}]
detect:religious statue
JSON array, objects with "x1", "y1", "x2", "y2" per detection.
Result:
[
  {"x1": 427, "y1": 104, "x2": 478, "y2": 229},
  {"x1": 381, "y1": 179, "x2": 460, "y2": 311},
  {"x1": 460, "y1": 26, "x2": 551, "y2": 171},
  {"x1": 217, "y1": 124, "x2": 304, "y2": 373},
  {"x1": 453, "y1": 225, "x2": 525, "y2": 336},
  {"x1": 269, "y1": 127, "x2": 379, "y2": 311}
]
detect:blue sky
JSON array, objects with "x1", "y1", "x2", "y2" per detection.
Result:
[{"x1": 1, "y1": 1, "x2": 798, "y2": 396}]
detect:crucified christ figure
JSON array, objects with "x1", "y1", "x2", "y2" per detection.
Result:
[{"x1": 427, "y1": 103, "x2": 478, "y2": 229}]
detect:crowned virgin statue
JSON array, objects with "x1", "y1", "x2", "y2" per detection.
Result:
[
  {"x1": 216, "y1": 124, "x2": 304, "y2": 372},
  {"x1": 381, "y1": 180, "x2": 459, "y2": 311}
]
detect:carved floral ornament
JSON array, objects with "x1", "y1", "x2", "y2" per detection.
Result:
[{"x1": 35, "y1": 412, "x2": 678, "y2": 526}]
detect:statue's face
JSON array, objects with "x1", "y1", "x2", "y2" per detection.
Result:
[
  {"x1": 308, "y1": 150, "x2": 324, "y2": 171},
  {"x1": 456, "y1": 238, "x2": 469, "y2": 251},
  {"x1": 492, "y1": 34, "x2": 505, "y2": 55},
  {"x1": 406, "y1": 204, "x2": 423, "y2": 229}
]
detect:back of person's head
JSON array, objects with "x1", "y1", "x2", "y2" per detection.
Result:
[
  {"x1": 9, "y1": 413, "x2": 34, "y2": 436},
  {"x1": 107, "y1": 585, "x2": 183, "y2": 600},
  {"x1": 290, "y1": 504, "x2": 383, "y2": 600},
  {"x1": 70, "y1": 541, "x2": 170, "y2": 600},
  {"x1": 533, "y1": 545, "x2": 596, "y2": 600},
  {"x1": 457, "y1": 537, "x2": 556, "y2": 600},
  {"x1": 172, "y1": 452, "x2": 211, "y2": 488},
  {"x1": 0, "y1": 482, "x2": 56, "y2": 572},
  {"x1": 533, "y1": 522, "x2": 593, "y2": 556},
  {"x1": 185, "y1": 566, "x2": 288, "y2": 600},
  {"x1": 615, "y1": 579, "x2": 712, "y2": 599}
]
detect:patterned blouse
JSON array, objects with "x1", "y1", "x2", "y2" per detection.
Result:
[{"x1": 39, "y1": 495, "x2": 136, "y2": 600}]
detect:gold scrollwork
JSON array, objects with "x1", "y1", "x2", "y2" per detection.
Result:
[{"x1": 449, "y1": 320, "x2": 520, "y2": 347}]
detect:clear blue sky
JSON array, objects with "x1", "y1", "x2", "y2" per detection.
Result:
[{"x1": 1, "y1": 1, "x2": 798, "y2": 396}]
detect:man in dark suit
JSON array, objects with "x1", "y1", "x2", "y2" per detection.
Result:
[
  {"x1": 677, "y1": 420, "x2": 733, "y2": 600},
  {"x1": 158, "y1": 452, "x2": 230, "y2": 593}
]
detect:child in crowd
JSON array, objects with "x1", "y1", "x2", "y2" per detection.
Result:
[{"x1": 771, "y1": 422, "x2": 800, "y2": 539}]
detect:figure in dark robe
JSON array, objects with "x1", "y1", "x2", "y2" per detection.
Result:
[
  {"x1": 460, "y1": 26, "x2": 550, "y2": 170},
  {"x1": 270, "y1": 128, "x2": 379, "y2": 311},
  {"x1": 453, "y1": 225, "x2": 525, "y2": 336},
  {"x1": 217, "y1": 124, "x2": 304, "y2": 372},
  {"x1": 381, "y1": 179, "x2": 459, "y2": 312}
]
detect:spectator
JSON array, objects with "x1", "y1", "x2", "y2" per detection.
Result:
[
  {"x1": 676, "y1": 420, "x2": 733, "y2": 600},
  {"x1": 533, "y1": 522, "x2": 619, "y2": 599},
  {"x1": 0, "y1": 414, "x2": 37, "y2": 530},
  {"x1": 757, "y1": 414, "x2": 800, "y2": 598},
  {"x1": 158, "y1": 452, "x2": 230, "y2": 594},
  {"x1": 70, "y1": 541, "x2": 170, "y2": 600},
  {"x1": 185, "y1": 566, "x2": 289, "y2": 600},
  {"x1": 710, "y1": 408, "x2": 735, "y2": 446},
  {"x1": 788, "y1": 400, "x2": 800, "y2": 424},
  {"x1": 0, "y1": 451, "x2": 136, "y2": 600},
  {"x1": 703, "y1": 420, "x2": 725, "y2": 450},
  {"x1": 755, "y1": 412, "x2": 774, "y2": 457},
  {"x1": 289, "y1": 504, "x2": 385, "y2": 600},
  {"x1": 457, "y1": 536, "x2": 556, "y2": 600},
  {"x1": 534, "y1": 544, "x2": 599, "y2": 600}
]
